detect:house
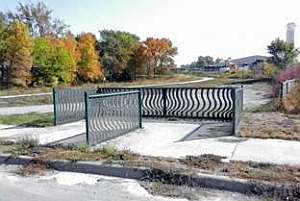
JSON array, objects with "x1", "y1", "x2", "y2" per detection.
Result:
[{"x1": 229, "y1": 55, "x2": 269, "y2": 70}]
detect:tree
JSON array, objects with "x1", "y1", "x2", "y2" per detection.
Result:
[
  {"x1": 267, "y1": 38, "x2": 299, "y2": 69},
  {"x1": 5, "y1": 22, "x2": 33, "y2": 87},
  {"x1": 141, "y1": 38, "x2": 177, "y2": 77},
  {"x1": 0, "y1": 16, "x2": 8, "y2": 86},
  {"x1": 3, "y1": 1, "x2": 68, "y2": 37},
  {"x1": 98, "y1": 30, "x2": 140, "y2": 81},
  {"x1": 77, "y1": 33, "x2": 103, "y2": 82},
  {"x1": 32, "y1": 37, "x2": 75, "y2": 86}
]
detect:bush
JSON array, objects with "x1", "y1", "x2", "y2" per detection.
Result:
[
  {"x1": 263, "y1": 63, "x2": 279, "y2": 78},
  {"x1": 277, "y1": 65, "x2": 300, "y2": 83},
  {"x1": 282, "y1": 83, "x2": 300, "y2": 114}
]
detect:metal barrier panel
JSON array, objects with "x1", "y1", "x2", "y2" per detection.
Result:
[
  {"x1": 280, "y1": 79, "x2": 296, "y2": 99},
  {"x1": 85, "y1": 91, "x2": 142, "y2": 146},
  {"x1": 232, "y1": 87, "x2": 243, "y2": 136},
  {"x1": 164, "y1": 88, "x2": 234, "y2": 119},
  {"x1": 97, "y1": 87, "x2": 235, "y2": 120},
  {"x1": 53, "y1": 88, "x2": 97, "y2": 125}
]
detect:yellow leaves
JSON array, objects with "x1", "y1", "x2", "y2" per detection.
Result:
[
  {"x1": 77, "y1": 33, "x2": 104, "y2": 82},
  {"x1": 5, "y1": 22, "x2": 33, "y2": 87}
]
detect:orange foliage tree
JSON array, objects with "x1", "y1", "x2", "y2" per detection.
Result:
[
  {"x1": 77, "y1": 33, "x2": 103, "y2": 82},
  {"x1": 5, "y1": 22, "x2": 33, "y2": 87},
  {"x1": 141, "y1": 38, "x2": 177, "y2": 77}
]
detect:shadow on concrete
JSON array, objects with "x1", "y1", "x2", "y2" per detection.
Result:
[{"x1": 178, "y1": 121, "x2": 232, "y2": 142}]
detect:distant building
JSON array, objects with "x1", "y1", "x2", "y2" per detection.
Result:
[
  {"x1": 177, "y1": 65, "x2": 229, "y2": 73},
  {"x1": 286, "y1": 22, "x2": 296, "y2": 45},
  {"x1": 229, "y1": 55, "x2": 269, "y2": 70}
]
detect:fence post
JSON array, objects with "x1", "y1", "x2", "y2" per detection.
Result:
[
  {"x1": 138, "y1": 90, "x2": 143, "y2": 128},
  {"x1": 231, "y1": 88, "x2": 236, "y2": 136},
  {"x1": 162, "y1": 88, "x2": 167, "y2": 117},
  {"x1": 52, "y1": 88, "x2": 57, "y2": 126},
  {"x1": 84, "y1": 92, "x2": 90, "y2": 145}
]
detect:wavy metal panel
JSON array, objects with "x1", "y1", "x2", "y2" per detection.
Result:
[{"x1": 85, "y1": 91, "x2": 142, "y2": 145}]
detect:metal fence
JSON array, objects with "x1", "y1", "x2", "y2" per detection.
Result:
[
  {"x1": 97, "y1": 87, "x2": 243, "y2": 136},
  {"x1": 53, "y1": 88, "x2": 97, "y2": 125},
  {"x1": 280, "y1": 79, "x2": 296, "y2": 99},
  {"x1": 85, "y1": 91, "x2": 142, "y2": 146},
  {"x1": 97, "y1": 87, "x2": 238, "y2": 120}
]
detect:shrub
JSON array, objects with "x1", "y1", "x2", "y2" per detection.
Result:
[
  {"x1": 277, "y1": 65, "x2": 300, "y2": 83},
  {"x1": 282, "y1": 83, "x2": 300, "y2": 114},
  {"x1": 263, "y1": 63, "x2": 279, "y2": 78}
]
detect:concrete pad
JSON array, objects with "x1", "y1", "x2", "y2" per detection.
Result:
[
  {"x1": 99, "y1": 122, "x2": 238, "y2": 159},
  {"x1": 232, "y1": 138, "x2": 300, "y2": 166}
]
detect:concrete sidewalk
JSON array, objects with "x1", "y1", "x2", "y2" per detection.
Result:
[
  {"x1": 0, "y1": 105, "x2": 53, "y2": 115},
  {"x1": 1, "y1": 121, "x2": 299, "y2": 166},
  {"x1": 0, "y1": 121, "x2": 85, "y2": 144},
  {"x1": 99, "y1": 122, "x2": 300, "y2": 166}
]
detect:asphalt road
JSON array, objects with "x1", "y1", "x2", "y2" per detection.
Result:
[{"x1": 0, "y1": 165, "x2": 265, "y2": 201}]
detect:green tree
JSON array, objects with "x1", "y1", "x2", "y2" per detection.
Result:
[
  {"x1": 32, "y1": 37, "x2": 75, "y2": 86},
  {"x1": 3, "y1": 1, "x2": 68, "y2": 37},
  {"x1": 98, "y1": 30, "x2": 140, "y2": 81},
  {"x1": 267, "y1": 38, "x2": 299, "y2": 69},
  {"x1": 5, "y1": 22, "x2": 33, "y2": 87}
]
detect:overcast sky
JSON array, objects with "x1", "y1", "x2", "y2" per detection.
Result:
[{"x1": 1, "y1": 0, "x2": 300, "y2": 65}]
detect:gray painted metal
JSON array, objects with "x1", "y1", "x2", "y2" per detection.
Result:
[
  {"x1": 280, "y1": 79, "x2": 296, "y2": 99},
  {"x1": 53, "y1": 87, "x2": 97, "y2": 125},
  {"x1": 85, "y1": 91, "x2": 142, "y2": 146},
  {"x1": 233, "y1": 87, "x2": 243, "y2": 136},
  {"x1": 97, "y1": 87, "x2": 235, "y2": 120},
  {"x1": 97, "y1": 87, "x2": 243, "y2": 136}
]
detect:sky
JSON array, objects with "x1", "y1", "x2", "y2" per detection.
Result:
[{"x1": 1, "y1": 0, "x2": 300, "y2": 65}]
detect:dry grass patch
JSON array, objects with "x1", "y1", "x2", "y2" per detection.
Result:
[
  {"x1": 241, "y1": 112, "x2": 300, "y2": 141},
  {"x1": 18, "y1": 161, "x2": 46, "y2": 176}
]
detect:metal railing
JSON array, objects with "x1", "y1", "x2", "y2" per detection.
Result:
[
  {"x1": 84, "y1": 91, "x2": 142, "y2": 145},
  {"x1": 97, "y1": 87, "x2": 243, "y2": 136},
  {"x1": 280, "y1": 79, "x2": 296, "y2": 99},
  {"x1": 97, "y1": 87, "x2": 238, "y2": 120},
  {"x1": 53, "y1": 88, "x2": 97, "y2": 125}
]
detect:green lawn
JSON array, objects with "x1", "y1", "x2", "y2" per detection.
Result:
[{"x1": 0, "y1": 113, "x2": 53, "y2": 127}]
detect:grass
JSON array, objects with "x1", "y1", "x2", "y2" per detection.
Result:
[
  {"x1": 0, "y1": 113, "x2": 53, "y2": 127},
  {"x1": 0, "y1": 73, "x2": 202, "y2": 96},
  {"x1": 241, "y1": 112, "x2": 300, "y2": 141},
  {"x1": 245, "y1": 101, "x2": 278, "y2": 113}
]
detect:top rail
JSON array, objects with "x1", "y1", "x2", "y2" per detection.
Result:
[{"x1": 88, "y1": 91, "x2": 140, "y2": 99}]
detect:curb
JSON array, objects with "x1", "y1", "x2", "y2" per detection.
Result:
[{"x1": 0, "y1": 154, "x2": 295, "y2": 197}]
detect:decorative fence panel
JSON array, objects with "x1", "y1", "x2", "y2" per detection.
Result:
[
  {"x1": 280, "y1": 79, "x2": 296, "y2": 99},
  {"x1": 53, "y1": 88, "x2": 97, "y2": 125},
  {"x1": 97, "y1": 87, "x2": 237, "y2": 121},
  {"x1": 85, "y1": 91, "x2": 142, "y2": 145}
]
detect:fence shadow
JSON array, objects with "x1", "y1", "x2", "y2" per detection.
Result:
[{"x1": 178, "y1": 121, "x2": 232, "y2": 142}]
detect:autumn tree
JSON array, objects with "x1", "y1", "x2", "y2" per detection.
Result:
[
  {"x1": 2, "y1": 1, "x2": 68, "y2": 37},
  {"x1": 141, "y1": 38, "x2": 177, "y2": 77},
  {"x1": 60, "y1": 34, "x2": 80, "y2": 84},
  {"x1": 77, "y1": 33, "x2": 103, "y2": 82},
  {"x1": 98, "y1": 30, "x2": 139, "y2": 81},
  {"x1": 32, "y1": 37, "x2": 75, "y2": 86},
  {"x1": 0, "y1": 15, "x2": 8, "y2": 86},
  {"x1": 5, "y1": 22, "x2": 33, "y2": 87}
]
